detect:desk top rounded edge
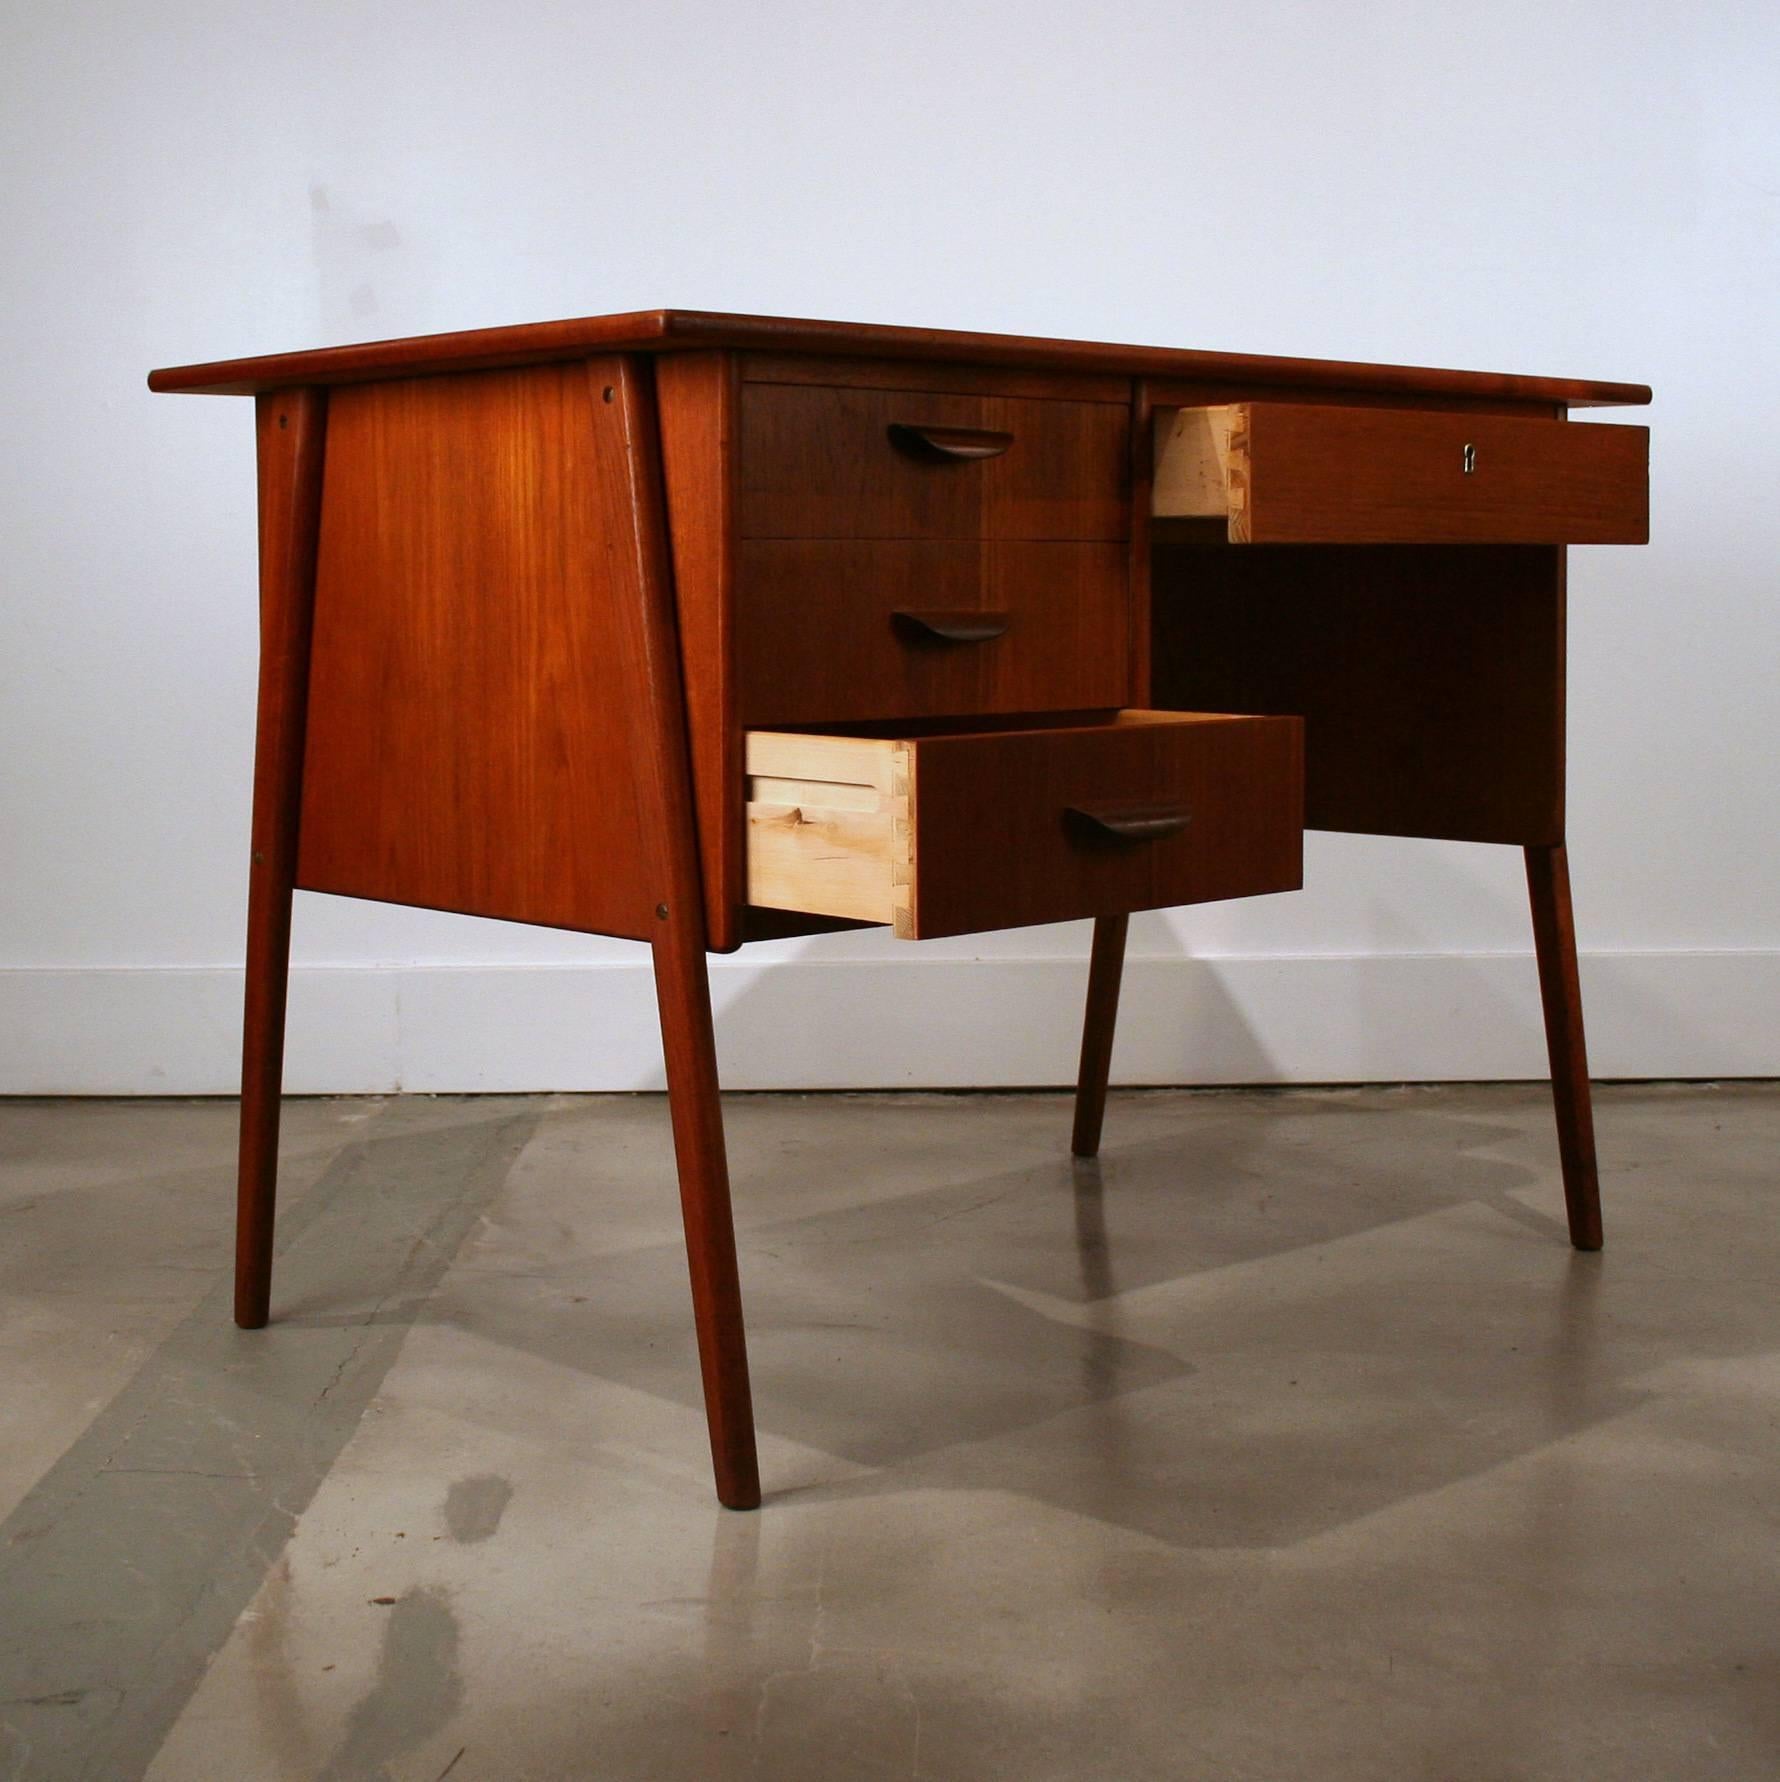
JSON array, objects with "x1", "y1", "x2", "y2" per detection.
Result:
[{"x1": 145, "y1": 307, "x2": 1652, "y2": 407}]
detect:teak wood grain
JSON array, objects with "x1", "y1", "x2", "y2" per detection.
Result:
[
  {"x1": 745, "y1": 712, "x2": 1303, "y2": 938},
  {"x1": 655, "y1": 351, "x2": 744, "y2": 952},
  {"x1": 605, "y1": 358, "x2": 761, "y2": 1506},
  {"x1": 1124, "y1": 380, "x2": 1157, "y2": 706},
  {"x1": 1526, "y1": 843, "x2": 1604, "y2": 1251},
  {"x1": 1071, "y1": 912, "x2": 1129, "y2": 1159},
  {"x1": 907, "y1": 714, "x2": 1303, "y2": 937},
  {"x1": 235, "y1": 387, "x2": 327, "y2": 1330},
  {"x1": 1152, "y1": 543, "x2": 1565, "y2": 846},
  {"x1": 1154, "y1": 402, "x2": 1649, "y2": 544},
  {"x1": 148, "y1": 309, "x2": 1650, "y2": 407},
  {"x1": 296, "y1": 362, "x2": 658, "y2": 936},
  {"x1": 738, "y1": 352, "x2": 1131, "y2": 403},
  {"x1": 148, "y1": 307, "x2": 1651, "y2": 1510},
  {"x1": 734, "y1": 538, "x2": 1129, "y2": 725},
  {"x1": 737, "y1": 383, "x2": 1130, "y2": 541}
]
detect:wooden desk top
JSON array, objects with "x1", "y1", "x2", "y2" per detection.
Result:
[{"x1": 146, "y1": 308, "x2": 1651, "y2": 407}]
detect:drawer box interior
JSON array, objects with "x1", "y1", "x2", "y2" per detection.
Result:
[{"x1": 745, "y1": 709, "x2": 1303, "y2": 940}]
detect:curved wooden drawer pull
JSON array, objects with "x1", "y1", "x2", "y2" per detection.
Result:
[
  {"x1": 891, "y1": 609, "x2": 1012, "y2": 645},
  {"x1": 1064, "y1": 802, "x2": 1194, "y2": 845},
  {"x1": 886, "y1": 422, "x2": 1015, "y2": 462}
]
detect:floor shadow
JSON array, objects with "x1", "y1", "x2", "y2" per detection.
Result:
[{"x1": 422, "y1": 1089, "x2": 1666, "y2": 1550}]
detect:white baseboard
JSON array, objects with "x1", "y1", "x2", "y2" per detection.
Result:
[{"x1": 0, "y1": 950, "x2": 1772, "y2": 1094}]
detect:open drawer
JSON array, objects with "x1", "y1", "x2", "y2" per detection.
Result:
[
  {"x1": 745, "y1": 710, "x2": 1303, "y2": 939},
  {"x1": 1153, "y1": 403, "x2": 1648, "y2": 544}
]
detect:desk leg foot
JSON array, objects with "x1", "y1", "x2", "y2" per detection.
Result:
[
  {"x1": 1072, "y1": 913, "x2": 1129, "y2": 1159},
  {"x1": 236, "y1": 388, "x2": 327, "y2": 1329},
  {"x1": 652, "y1": 925, "x2": 762, "y2": 1510},
  {"x1": 1526, "y1": 843, "x2": 1603, "y2": 1251}
]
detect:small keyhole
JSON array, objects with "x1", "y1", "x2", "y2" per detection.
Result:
[{"x1": 1462, "y1": 443, "x2": 1476, "y2": 474}]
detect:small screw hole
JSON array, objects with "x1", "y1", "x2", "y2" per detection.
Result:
[{"x1": 603, "y1": 386, "x2": 615, "y2": 403}]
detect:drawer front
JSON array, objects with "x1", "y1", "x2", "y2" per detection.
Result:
[
  {"x1": 739, "y1": 382, "x2": 1130, "y2": 541},
  {"x1": 736, "y1": 539, "x2": 1130, "y2": 724},
  {"x1": 746, "y1": 711, "x2": 1303, "y2": 939},
  {"x1": 1154, "y1": 403, "x2": 1648, "y2": 544}
]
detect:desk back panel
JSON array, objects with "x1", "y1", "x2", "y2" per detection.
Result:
[
  {"x1": 296, "y1": 361, "x2": 661, "y2": 937},
  {"x1": 1150, "y1": 541, "x2": 1565, "y2": 846}
]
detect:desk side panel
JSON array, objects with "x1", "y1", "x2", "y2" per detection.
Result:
[{"x1": 296, "y1": 363, "x2": 659, "y2": 936}]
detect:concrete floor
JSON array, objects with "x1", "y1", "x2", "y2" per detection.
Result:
[{"x1": 1, "y1": 1085, "x2": 1777, "y2": 1781}]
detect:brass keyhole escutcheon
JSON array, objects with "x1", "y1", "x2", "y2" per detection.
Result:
[{"x1": 1462, "y1": 442, "x2": 1476, "y2": 474}]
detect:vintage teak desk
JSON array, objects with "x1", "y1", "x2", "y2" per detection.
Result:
[{"x1": 149, "y1": 312, "x2": 1650, "y2": 1509}]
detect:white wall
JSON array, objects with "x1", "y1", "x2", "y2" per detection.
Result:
[{"x1": 2, "y1": 0, "x2": 1775, "y2": 1092}]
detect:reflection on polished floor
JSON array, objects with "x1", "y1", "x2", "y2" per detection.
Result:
[{"x1": 2, "y1": 1084, "x2": 1777, "y2": 1780}]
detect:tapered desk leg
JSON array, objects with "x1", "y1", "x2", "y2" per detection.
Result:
[
  {"x1": 1526, "y1": 843, "x2": 1603, "y2": 1251},
  {"x1": 1072, "y1": 913, "x2": 1130, "y2": 1159},
  {"x1": 651, "y1": 921, "x2": 761, "y2": 1509},
  {"x1": 606, "y1": 356, "x2": 761, "y2": 1508},
  {"x1": 236, "y1": 389, "x2": 328, "y2": 1329}
]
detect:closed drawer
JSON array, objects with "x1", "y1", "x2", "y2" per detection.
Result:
[
  {"x1": 736, "y1": 539, "x2": 1130, "y2": 724},
  {"x1": 739, "y1": 382, "x2": 1130, "y2": 541},
  {"x1": 745, "y1": 711, "x2": 1303, "y2": 939},
  {"x1": 1154, "y1": 403, "x2": 1648, "y2": 544}
]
